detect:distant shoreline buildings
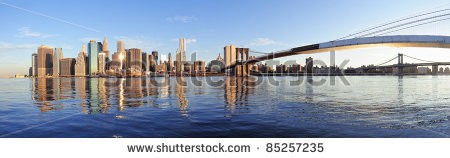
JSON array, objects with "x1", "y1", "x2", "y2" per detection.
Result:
[
  {"x1": 28, "y1": 37, "x2": 212, "y2": 78},
  {"x1": 24, "y1": 37, "x2": 450, "y2": 78}
]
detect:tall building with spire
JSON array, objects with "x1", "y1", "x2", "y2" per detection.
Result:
[
  {"x1": 75, "y1": 44, "x2": 88, "y2": 76},
  {"x1": 175, "y1": 38, "x2": 186, "y2": 73},
  {"x1": 102, "y1": 36, "x2": 110, "y2": 61}
]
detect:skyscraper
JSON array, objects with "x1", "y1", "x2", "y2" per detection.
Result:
[
  {"x1": 75, "y1": 44, "x2": 88, "y2": 76},
  {"x1": 142, "y1": 52, "x2": 149, "y2": 72},
  {"x1": 152, "y1": 51, "x2": 159, "y2": 64},
  {"x1": 168, "y1": 52, "x2": 173, "y2": 72},
  {"x1": 60, "y1": 58, "x2": 76, "y2": 76},
  {"x1": 126, "y1": 48, "x2": 142, "y2": 75},
  {"x1": 175, "y1": 38, "x2": 186, "y2": 73},
  {"x1": 37, "y1": 45, "x2": 54, "y2": 77},
  {"x1": 32, "y1": 53, "x2": 38, "y2": 77},
  {"x1": 52, "y1": 48, "x2": 63, "y2": 77},
  {"x1": 149, "y1": 54, "x2": 154, "y2": 72},
  {"x1": 87, "y1": 40, "x2": 102, "y2": 75},
  {"x1": 117, "y1": 40, "x2": 125, "y2": 53},
  {"x1": 102, "y1": 36, "x2": 110, "y2": 61},
  {"x1": 306, "y1": 57, "x2": 313, "y2": 75},
  {"x1": 116, "y1": 40, "x2": 125, "y2": 69},
  {"x1": 110, "y1": 53, "x2": 121, "y2": 73},
  {"x1": 98, "y1": 52, "x2": 106, "y2": 75}
]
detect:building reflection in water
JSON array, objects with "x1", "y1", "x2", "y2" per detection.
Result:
[
  {"x1": 31, "y1": 77, "x2": 254, "y2": 115},
  {"x1": 33, "y1": 78, "x2": 59, "y2": 112},
  {"x1": 224, "y1": 77, "x2": 255, "y2": 112},
  {"x1": 176, "y1": 77, "x2": 189, "y2": 116},
  {"x1": 304, "y1": 76, "x2": 314, "y2": 103},
  {"x1": 75, "y1": 77, "x2": 88, "y2": 113}
]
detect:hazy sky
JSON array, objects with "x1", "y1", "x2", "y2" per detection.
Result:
[{"x1": 1, "y1": 0, "x2": 450, "y2": 77}]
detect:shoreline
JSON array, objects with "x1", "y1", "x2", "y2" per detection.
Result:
[{"x1": 10, "y1": 73, "x2": 450, "y2": 78}]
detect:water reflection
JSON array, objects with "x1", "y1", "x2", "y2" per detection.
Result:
[
  {"x1": 224, "y1": 77, "x2": 257, "y2": 112},
  {"x1": 21, "y1": 76, "x2": 450, "y2": 137},
  {"x1": 31, "y1": 77, "x2": 259, "y2": 114}
]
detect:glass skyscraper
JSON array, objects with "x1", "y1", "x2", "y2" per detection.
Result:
[{"x1": 87, "y1": 40, "x2": 102, "y2": 75}]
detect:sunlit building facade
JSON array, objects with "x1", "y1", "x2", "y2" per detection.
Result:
[
  {"x1": 37, "y1": 45, "x2": 54, "y2": 77},
  {"x1": 52, "y1": 48, "x2": 63, "y2": 77}
]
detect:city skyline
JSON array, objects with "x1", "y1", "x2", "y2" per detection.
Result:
[{"x1": 2, "y1": 0, "x2": 450, "y2": 77}]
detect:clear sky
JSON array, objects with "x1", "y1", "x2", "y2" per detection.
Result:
[{"x1": 1, "y1": 0, "x2": 450, "y2": 77}]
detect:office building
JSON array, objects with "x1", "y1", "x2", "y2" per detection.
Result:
[
  {"x1": 288, "y1": 64, "x2": 302, "y2": 73},
  {"x1": 98, "y1": 52, "x2": 106, "y2": 75},
  {"x1": 175, "y1": 38, "x2": 186, "y2": 73},
  {"x1": 116, "y1": 40, "x2": 126, "y2": 68},
  {"x1": 31, "y1": 53, "x2": 38, "y2": 77},
  {"x1": 126, "y1": 48, "x2": 142, "y2": 74},
  {"x1": 193, "y1": 61, "x2": 206, "y2": 73},
  {"x1": 306, "y1": 57, "x2": 313, "y2": 75},
  {"x1": 37, "y1": 45, "x2": 54, "y2": 77},
  {"x1": 88, "y1": 40, "x2": 102, "y2": 75},
  {"x1": 110, "y1": 52, "x2": 121, "y2": 73},
  {"x1": 75, "y1": 44, "x2": 88, "y2": 76},
  {"x1": 276, "y1": 64, "x2": 287, "y2": 73},
  {"x1": 155, "y1": 62, "x2": 167, "y2": 73},
  {"x1": 28, "y1": 67, "x2": 32, "y2": 77},
  {"x1": 152, "y1": 51, "x2": 159, "y2": 64},
  {"x1": 142, "y1": 52, "x2": 149, "y2": 72},
  {"x1": 168, "y1": 52, "x2": 173, "y2": 72},
  {"x1": 102, "y1": 36, "x2": 110, "y2": 61},
  {"x1": 60, "y1": 58, "x2": 76, "y2": 76},
  {"x1": 52, "y1": 48, "x2": 63, "y2": 77}
]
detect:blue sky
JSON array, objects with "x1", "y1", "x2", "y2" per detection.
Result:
[{"x1": 1, "y1": 0, "x2": 450, "y2": 77}]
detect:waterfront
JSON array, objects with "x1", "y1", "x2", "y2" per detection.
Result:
[{"x1": 0, "y1": 76, "x2": 449, "y2": 138}]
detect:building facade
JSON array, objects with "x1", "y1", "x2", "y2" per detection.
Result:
[
  {"x1": 175, "y1": 38, "x2": 186, "y2": 73},
  {"x1": 126, "y1": 48, "x2": 142, "y2": 75},
  {"x1": 37, "y1": 45, "x2": 54, "y2": 77},
  {"x1": 306, "y1": 57, "x2": 313, "y2": 75},
  {"x1": 102, "y1": 36, "x2": 110, "y2": 62},
  {"x1": 98, "y1": 52, "x2": 106, "y2": 75},
  {"x1": 87, "y1": 40, "x2": 102, "y2": 75},
  {"x1": 60, "y1": 58, "x2": 76, "y2": 76},
  {"x1": 75, "y1": 44, "x2": 88, "y2": 76},
  {"x1": 32, "y1": 53, "x2": 38, "y2": 77},
  {"x1": 52, "y1": 48, "x2": 63, "y2": 77}
]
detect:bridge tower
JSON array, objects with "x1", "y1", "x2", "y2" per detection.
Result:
[
  {"x1": 397, "y1": 53, "x2": 404, "y2": 76},
  {"x1": 236, "y1": 48, "x2": 250, "y2": 77},
  {"x1": 432, "y1": 65, "x2": 439, "y2": 75}
]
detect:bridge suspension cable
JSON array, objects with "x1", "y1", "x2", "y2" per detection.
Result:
[
  {"x1": 374, "y1": 17, "x2": 450, "y2": 37},
  {"x1": 337, "y1": 9, "x2": 450, "y2": 40},
  {"x1": 403, "y1": 54, "x2": 438, "y2": 63},
  {"x1": 250, "y1": 50, "x2": 271, "y2": 54},
  {"x1": 356, "y1": 13, "x2": 450, "y2": 38},
  {"x1": 375, "y1": 56, "x2": 398, "y2": 66}
]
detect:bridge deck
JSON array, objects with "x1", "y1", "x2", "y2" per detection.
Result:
[{"x1": 227, "y1": 35, "x2": 450, "y2": 69}]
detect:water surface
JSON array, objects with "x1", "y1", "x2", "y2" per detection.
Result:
[{"x1": 0, "y1": 76, "x2": 449, "y2": 137}]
